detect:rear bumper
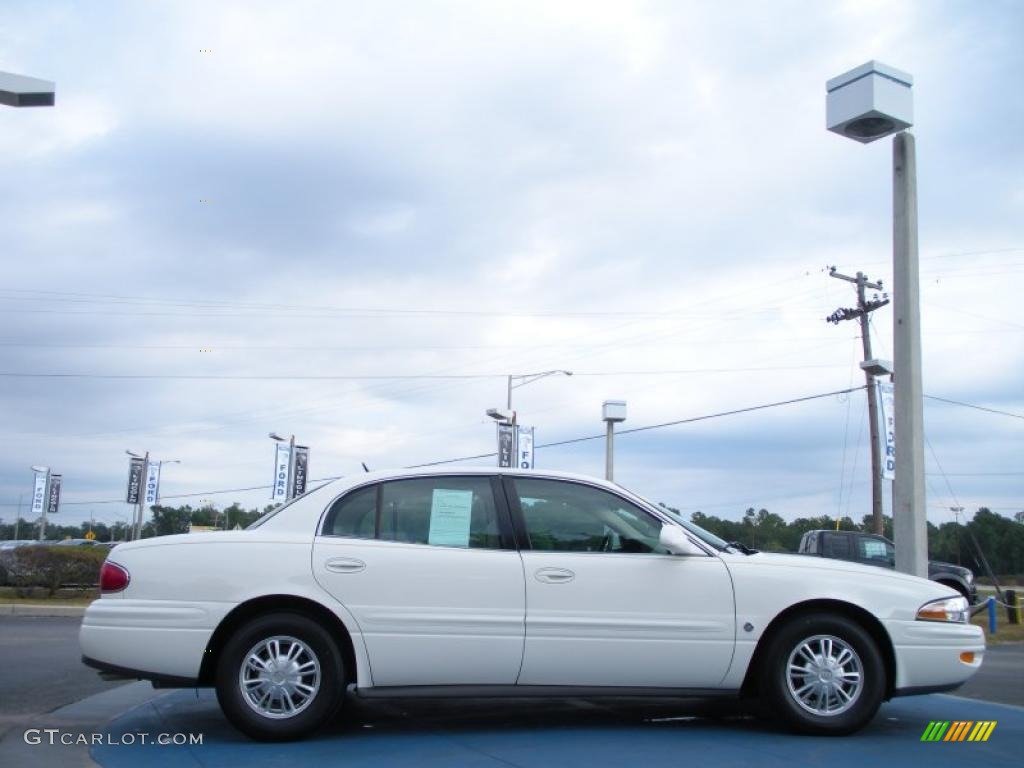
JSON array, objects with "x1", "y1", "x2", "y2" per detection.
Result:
[
  {"x1": 81, "y1": 654, "x2": 197, "y2": 688},
  {"x1": 884, "y1": 618, "x2": 984, "y2": 693},
  {"x1": 79, "y1": 598, "x2": 232, "y2": 682}
]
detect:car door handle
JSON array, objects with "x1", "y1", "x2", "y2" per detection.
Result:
[
  {"x1": 535, "y1": 567, "x2": 575, "y2": 584},
  {"x1": 324, "y1": 557, "x2": 366, "y2": 574}
]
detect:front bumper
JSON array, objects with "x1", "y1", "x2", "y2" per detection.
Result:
[
  {"x1": 79, "y1": 598, "x2": 232, "y2": 683},
  {"x1": 884, "y1": 618, "x2": 985, "y2": 694}
]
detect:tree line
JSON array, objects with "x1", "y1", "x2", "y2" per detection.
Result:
[
  {"x1": 2, "y1": 501, "x2": 1021, "y2": 575},
  {"x1": 0, "y1": 503, "x2": 277, "y2": 542},
  {"x1": 667, "y1": 505, "x2": 1024, "y2": 576}
]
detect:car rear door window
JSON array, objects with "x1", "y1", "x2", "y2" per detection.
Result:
[
  {"x1": 380, "y1": 477, "x2": 503, "y2": 549},
  {"x1": 821, "y1": 532, "x2": 852, "y2": 559},
  {"x1": 511, "y1": 478, "x2": 664, "y2": 553},
  {"x1": 323, "y1": 477, "x2": 505, "y2": 549},
  {"x1": 322, "y1": 484, "x2": 377, "y2": 539}
]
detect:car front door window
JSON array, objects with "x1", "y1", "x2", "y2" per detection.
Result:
[{"x1": 513, "y1": 477, "x2": 664, "y2": 554}]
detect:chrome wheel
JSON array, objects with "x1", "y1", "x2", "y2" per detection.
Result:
[
  {"x1": 785, "y1": 634, "x2": 863, "y2": 716},
  {"x1": 239, "y1": 635, "x2": 321, "y2": 720}
]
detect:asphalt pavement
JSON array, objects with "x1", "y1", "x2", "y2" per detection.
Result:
[
  {"x1": 0, "y1": 616, "x2": 126, "y2": 721},
  {"x1": 0, "y1": 614, "x2": 1020, "y2": 767}
]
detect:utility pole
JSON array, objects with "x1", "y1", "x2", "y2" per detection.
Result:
[
  {"x1": 950, "y1": 506, "x2": 964, "y2": 565},
  {"x1": 827, "y1": 268, "x2": 890, "y2": 534}
]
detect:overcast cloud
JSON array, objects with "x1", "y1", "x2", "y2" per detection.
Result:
[{"x1": 1, "y1": 0, "x2": 1021, "y2": 530}]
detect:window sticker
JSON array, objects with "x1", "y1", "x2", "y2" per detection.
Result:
[{"x1": 428, "y1": 488, "x2": 474, "y2": 547}]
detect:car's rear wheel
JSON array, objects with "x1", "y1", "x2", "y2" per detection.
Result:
[
  {"x1": 760, "y1": 612, "x2": 885, "y2": 735},
  {"x1": 215, "y1": 612, "x2": 345, "y2": 740}
]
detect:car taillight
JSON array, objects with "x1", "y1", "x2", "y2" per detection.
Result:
[{"x1": 100, "y1": 561, "x2": 130, "y2": 593}]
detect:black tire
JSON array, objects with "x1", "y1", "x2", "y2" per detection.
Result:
[
  {"x1": 215, "y1": 612, "x2": 346, "y2": 741},
  {"x1": 759, "y1": 612, "x2": 886, "y2": 735}
]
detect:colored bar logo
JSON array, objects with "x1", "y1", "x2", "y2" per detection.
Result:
[{"x1": 921, "y1": 721, "x2": 996, "y2": 742}]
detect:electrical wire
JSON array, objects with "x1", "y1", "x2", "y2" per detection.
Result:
[{"x1": 0, "y1": 385, "x2": 866, "y2": 507}]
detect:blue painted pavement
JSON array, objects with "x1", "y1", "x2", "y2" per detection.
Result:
[{"x1": 91, "y1": 691, "x2": 1022, "y2": 768}]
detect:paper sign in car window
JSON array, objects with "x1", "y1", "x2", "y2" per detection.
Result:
[{"x1": 428, "y1": 489, "x2": 474, "y2": 547}]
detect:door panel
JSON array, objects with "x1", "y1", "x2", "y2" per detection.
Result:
[
  {"x1": 313, "y1": 475, "x2": 525, "y2": 687},
  {"x1": 519, "y1": 551, "x2": 735, "y2": 687},
  {"x1": 509, "y1": 477, "x2": 736, "y2": 688},
  {"x1": 314, "y1": 539, "x2": 525, "y2": 686}
]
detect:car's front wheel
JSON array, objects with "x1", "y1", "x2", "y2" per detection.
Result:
[
  {"x1": 215, "y1": 612, "x2": 346, "y2": 741},
  {"x1": 760, "y1": 612, "x2": 886, "y2": 735}
]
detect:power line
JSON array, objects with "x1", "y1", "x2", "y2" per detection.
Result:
[
  {"x1": 0, "y1": 385, "x2": 865, "y2": 506},
  {"x1": 410, "y1": 386, "x2": 866, "y2": 465},
  {"x1": 923, "y1": 395, "x2": 1024, "y2": 421},
  {"x1": 0, "y1": 364, "x2": 849, "y2": 381}
]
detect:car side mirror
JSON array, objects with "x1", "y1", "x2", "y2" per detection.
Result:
[{"x1": 659, "y1": 525, "x2": 702, "y2": 556}]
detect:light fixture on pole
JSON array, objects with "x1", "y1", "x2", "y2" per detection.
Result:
[
  {"x1": 0, "y1": 71, "x2": 55, "y2": 108},
  {"x1": 602, "y1": 400, "x2": 627, "y2": 482},
  {"x1": 488, "y1": 370, "x2": 572, "y2": 468},
  {"x1": 827, "y1": 60, "x2": 926, "y2": 577}
]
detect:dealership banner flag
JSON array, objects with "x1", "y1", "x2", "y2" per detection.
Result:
[
  {"x1": 876, "y1": 380, "x2": 895, "y2": 480},
  {"x1": 497, "y1": 425, "x2": 515, "y2": 468},
  {"x1": 272, "y1": 442, "x2": 291, "y2": 502},
  {"x1": 144, "y1": 463, "x2": 161, "y2": 507},
  {"x1": 517, "y1": 426, "x2": 535, "y2": 469},
  {"x1": 292, "y1": 446, "x2": 309, "y2": 497},
  {"x1": 31, "y1": 470, "x2": 49, "y2": 516},
  {"x1": 46, "y1": 474, "x2": 62, "y2": 515},
  {"x1": 126, "y1": 458, "x2": 144, "y2": 504}
]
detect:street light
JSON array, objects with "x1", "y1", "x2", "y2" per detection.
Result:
[
  {"x1": 827, "y1": 60, "x2": 926, "y2": 577},
  {"x1": 486, "y1": 370, "x2": 572, "y2": 468},
  {"x1": 0, "y1": 71, "x2": 55, "y2": 108}
]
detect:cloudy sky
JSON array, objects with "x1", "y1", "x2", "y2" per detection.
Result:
[{"x1": 1, "y1": 0, "x2": 1021, "y2": 532}]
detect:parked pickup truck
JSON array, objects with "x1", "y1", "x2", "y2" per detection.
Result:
[{"x1": 797, "y1": 529, "x2": 978, "y2": 604}]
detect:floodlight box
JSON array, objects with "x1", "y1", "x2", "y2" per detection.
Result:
[{"x1": 826, "y1": 61, "x2": 912, "y2": 144}]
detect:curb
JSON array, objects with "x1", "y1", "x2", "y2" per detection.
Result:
[{"x1": 0, "y1": 604, "x2": 88, "y2": 617}]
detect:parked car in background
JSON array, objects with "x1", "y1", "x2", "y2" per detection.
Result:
[
  {"x1": 54, "y1": 538, "x2": 105, "y2": 547},
  {"x1": 797, "y1": 530, "x2": 978, "y2": 604},
  {"x1": 0, "y1": 540, "x2": 39, "y2": 551},
  {"x1": 82, "y1": 468, "x2": 983, "y2": 741}
]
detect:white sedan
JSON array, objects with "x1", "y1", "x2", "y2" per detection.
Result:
[{"x1": 80, "y1": 468, "x2": 984, "y2": 741}]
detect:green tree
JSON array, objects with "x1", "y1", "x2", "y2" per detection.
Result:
[{"x1": 150, "y1": 505, "x2": 194, "y2": 536}]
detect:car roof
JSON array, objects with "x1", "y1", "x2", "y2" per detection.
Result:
[{"x1": 256, "y1": 466, "x2": 645, "y2": 533}]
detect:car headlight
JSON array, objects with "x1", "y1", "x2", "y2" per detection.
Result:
[{"x1": 917, "y1": 596, "x2": 970, "y2": 624}]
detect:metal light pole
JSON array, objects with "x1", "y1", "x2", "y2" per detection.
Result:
[
  {"x1": 487, "y1": 370, "x2": 572, "y2": 468},
  {"x1": 126, "y1": 449, "x2": 150, "y2": 541},
  {"x1": 506, "y1": 370, "x2": 573, "y2": 411},
  {"x1": 827, "y1": 61, "x2": 927, "y2": 576},
  {"x1": 602, "y1": 400, "x2": 627, "y2": 482}
]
